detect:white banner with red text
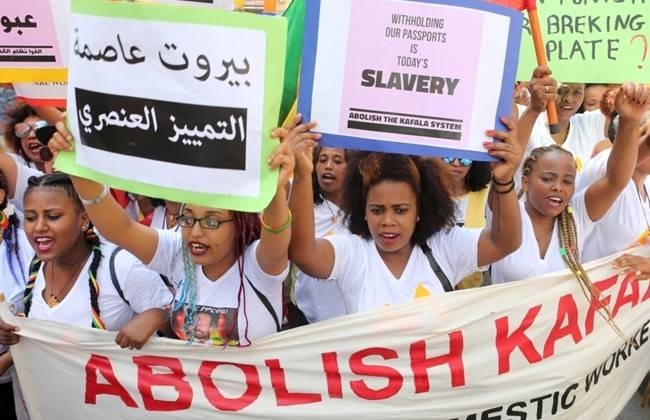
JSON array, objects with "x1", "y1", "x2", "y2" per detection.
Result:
[{"x1": 2, "y1": 248, "x2": 650, "y2": 420}]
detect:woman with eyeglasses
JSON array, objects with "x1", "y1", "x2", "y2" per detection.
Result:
[
  {"x1": 437, "y1": 156, "x2": 491, "y2": 288},
  {"x1": 48, "y1": 121, "x2": 295, "y2": 346}
]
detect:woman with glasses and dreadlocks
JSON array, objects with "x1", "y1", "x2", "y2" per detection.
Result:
[
  {"x1": 48, "y1": 120, "x2": 295, "y2": 347},
  {"x1": 0, "y1": 171, "x2": 32, "y2": 420},
  {"x1": 490, "y1": 83, "x2": 650, "y2": 289}
]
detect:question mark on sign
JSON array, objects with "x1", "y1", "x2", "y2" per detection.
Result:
[{"x1": 630, "y1": 34, "x2": 648, "y2": 69}]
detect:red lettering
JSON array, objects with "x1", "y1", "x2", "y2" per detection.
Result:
[
  {"x1": 642, "y1": 277, "x2": 650, "y2": 302},
  {"x1": 198, "y1": 361, "x2": 260, "y2": 412},
  {"x1": 543, "y1": 294, "x2": 583, "y2": 358},
  {"x1": 495, "y1": 305, "x2": 543, "y2": 374},
  {"x1": 584, "y1": 275, "x2": 617, "y2": 335},
  {"x1": 349, "y1": 347, "x2": 403, "y2": 400},
  {"x1": 322, "y1": 352, "x2": 343, "y2": 398},
  {"x1": 410, "y1": 331, "x2": 465, "y2": 391},
  {"x1": 611, "y1": 272, "x2": 640, "y2": 318},
  {"x1": 84, "y1": 354, "x2": 137, "y2": 407},
  {"x1": 265, "y1": 358, "x2": 322, "y2": 406},
  {"x1": 133, "y1": 356, "x2": 192, "y2": 411}
]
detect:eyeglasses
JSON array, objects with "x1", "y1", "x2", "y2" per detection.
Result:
[
  {"x1": 175, "y1": 214, "x2": 234, "y2": 229},
  {"x1": 442, "y1": 157, "x2": 473, "y2": 167},
  {"x1": 14, "y1": 120, "x2": 49, "y2": 139}
]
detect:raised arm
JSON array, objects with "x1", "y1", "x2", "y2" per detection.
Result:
[
  {"x1": 516, "y1": 65, "x2": 558, "y2": 151},
  {"x1": 255, "y1": 133, "x2": 295, "y2": 276},
  {"x1": 584, "y1": 83, "x2": 650, "y2": 221},
  {"x1": 285, "y1": 115, "x2": 336, "y2": 279},
  {"x1": 49, "y1": 122, "x2": 159, "y2": 263},
  {"x1": 478, "y1": 116, "x2": 523, "y2": 267}
]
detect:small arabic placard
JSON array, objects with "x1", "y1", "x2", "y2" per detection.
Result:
[
  {"x1": 0, "y1": 0, "x2": 68, "y2": 82},
  {"x1": 299, "y1": 0, "x2": 522, "y2": 160},
  {"x1": 56, "y1": 0, "x2": 287, "y2": 212}
]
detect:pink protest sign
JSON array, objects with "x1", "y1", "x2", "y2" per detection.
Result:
[
  {"x1": 0, "y1": 0, "x2": 63, "y2": 68},
  {"x1": 340, "y1": 0, "x2": 483, "y2": 146},
  {"x1": 300, "y1": 0, "x2": 523, "y2": 160}
]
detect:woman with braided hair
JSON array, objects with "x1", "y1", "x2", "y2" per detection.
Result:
[
  {"x1": 48, "y1": 121, "x2": 295, "y2": 347},
  {"x1": 490, "y1": 83, "x2": 650, "y2": 287},
  {"x1": 0, "y1": 171, "x2": 32, "y2": 420},
  {"x1": 0, "y1": 173, "x2": 172, "y2": 345},
  {"x1": 286, "y1": 115, "x2": 523, "y2": 314}
]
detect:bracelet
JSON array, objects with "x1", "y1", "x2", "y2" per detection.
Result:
[
  {"x1": 79, "y1": 184, "x2": 110, "y2": 206},
  {"x1": 493, "y1": 181, "x2": 515, "y2": 194},
  {"x1": 260, "y1": 210, "x2": 292, "y2": 234},
  {"x1": 491, "y1": 176, "x2": 514, "y2": 186}
]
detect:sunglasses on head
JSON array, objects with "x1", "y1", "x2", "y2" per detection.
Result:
[
  {"x1": 14, "y1": 120, "x2": 48, "y2": 139},
  {"x1": 442, "y1": 157, "x2": 473, "y2": 167}
]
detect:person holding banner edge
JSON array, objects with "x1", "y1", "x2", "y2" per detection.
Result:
[
  {"x1": 286, "y1": 114, "x2": 523, "y2": 313},
  {"x1": 48, "y1": 120, "x2": 295, "y2": 346}
]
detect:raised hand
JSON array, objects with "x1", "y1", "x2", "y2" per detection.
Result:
[
  {"x1": 484, "y1": 116, "x2": 522, "y2": 184},
  {"x1": 615, "y1": 83, "x2": 650, "y2": 122},
  {"x1": 271, "y1": 113, "x2": 320, "y2": 179}
]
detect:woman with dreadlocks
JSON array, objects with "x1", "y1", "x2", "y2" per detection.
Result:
[
  {"x1": 48, "y1": 122, "x2": 295, "y2": 346},
  {"x1": 0, "y1": 171, "x2": 31, "y2": 420},
  {"x1": 286, "y1": 115, "x2": 523, "y2": 314},
  {"x1": 490, "y1": 83, "x2": 650, "y2": 286}
]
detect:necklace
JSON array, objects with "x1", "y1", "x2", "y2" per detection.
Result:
[
  {"x1": 46, "y1": 256, "x2": 88, "y2": 308},
  {"x1": 323, "y1": 199, "x2": 340, "y2": 225}
]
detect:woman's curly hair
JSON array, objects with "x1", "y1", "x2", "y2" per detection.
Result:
[
  {"x1": 342, "y1": 152, "x2": 456, "y2": 244},
  {"x1": 2, "y1": 102, "x2": 38, "y2": 162}
]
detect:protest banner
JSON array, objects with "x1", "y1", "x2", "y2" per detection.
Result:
[
  {"x1": 517, "y1": 1, "x2": 650, "y2": 83},
  {"x1": 298, "y1": 0, "x2": 522, "y2": 160},
  {"x1": 54, "y1": 0, "x2": 287, "y2": 212},
  {"x1": 3, "y1": 247, "x2": 650, "y2": 419},
  {"x1": 0, "y1": 0, "x2": 69, "y2": 83}
]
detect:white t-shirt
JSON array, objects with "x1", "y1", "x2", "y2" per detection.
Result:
[
  {"x1": 452, "y1": 195, "x2": 470, "y2": 227},
  {"x1": 527, "y1": 110, "x2": 606, "y2": 166},
  {"x1": 294, "y1": 200, "x2": 349, "y2": 323},
  {"x1": 0, "y1": 229, "x2": 32, "y2": 384},
  {"x1": 515, "y1": 110, "x2": 606, "y2": 191},
  {"x1": 577, "y1": 149, "x2": 650, "y2": 262},
  {"x1": 490, "y1": 190, "x2": 594, "y2": 284},
  {"x1": 28, "y1": 243, "x2": 172, "y2": 331},
  {"x1": 325, "y1": 227, "x2": 482, "y2": 314},
  {"x1": 10, "y1": 157, "x2": 43, "y2": 221},
  {"x1": 147, "y1": 229, "x2": 288, "y2": 346}
]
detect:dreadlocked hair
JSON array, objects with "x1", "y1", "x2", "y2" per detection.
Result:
[
  {"x1": 523, "y1": 147, "x2": 624, "y2": 338},
  {"x1": 557, "y1": 207, "x2": 625, "y2": 339},
  {"x1": 0, "y1": 171, "x2": 25, "y2": 286},
  {"x1": 174, "y1": 209, "x2": 260, "y2": 344},
  {"x1": 522, "y1": 145, "x2": 576, "y2": 178},
  {"x1": 343, "y1": 152, "x2": 456, "y2": 244},
  {"x1": 22, "y1": 173, "x2": 106, "y2": 329}
]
